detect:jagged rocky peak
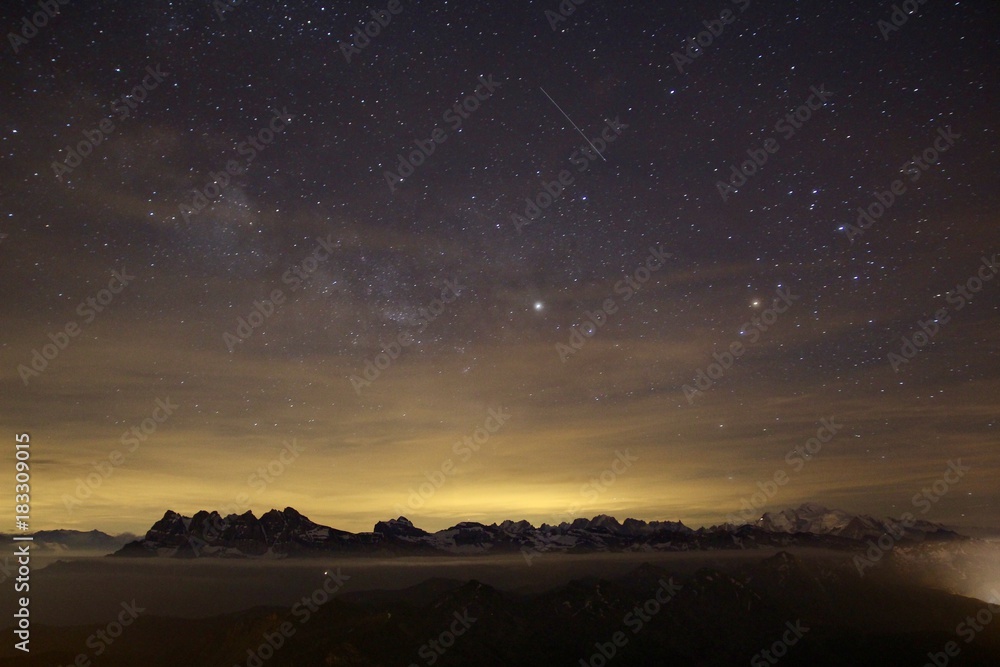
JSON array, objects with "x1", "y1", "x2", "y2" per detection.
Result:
[
  {"x1": 374, "y1": 516, "x2": 429, "y2": 538},
  {"x1": 589, "y1": 514, "x2": 624, "y2": 532},
  {"x1": 498, "y1": 519, "x2": 534, "y2": 533},
  {"x1": 145, "y1": 509, "x2": 189, "y2": 538},
  {"x1": 261, "y1": 506, "x2": 309, "y2": 526},
  {"x1": 758, "y1": 503, "x2": 856, "y2": 534},
  {"x1": 621, "y1": 517, "x2": 651, "y2": 534},
  {"x1": 626, "y1": 518, "x2": 693, "y2": 535}
]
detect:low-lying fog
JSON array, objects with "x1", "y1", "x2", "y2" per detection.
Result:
[{"x1": 7, "y1": 542, "x2": 999, "y2": 627}]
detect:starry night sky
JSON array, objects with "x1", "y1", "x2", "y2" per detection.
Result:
[{"x1": 1, "y1": 0, "x2": 998, "y2": 535}]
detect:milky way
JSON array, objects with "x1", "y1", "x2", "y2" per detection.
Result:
[{"x1": 1, "y1": 0, "x2": 998, "y2": 534}]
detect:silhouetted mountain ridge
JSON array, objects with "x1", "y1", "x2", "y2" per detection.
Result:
[
  {"x1": 0, "y1": 529, "x2": 136, "y2": 553},
  {"x1": 112, "y1": 503, "x2": 967, "y2": 559}
]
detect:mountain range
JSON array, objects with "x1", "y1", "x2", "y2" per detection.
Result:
[
  {"x1": 113, "y1": 503, "x2": 965, "y2": 559},
  {"x1": 0, "y1": 529, "x2": 136, "y2": 553}
]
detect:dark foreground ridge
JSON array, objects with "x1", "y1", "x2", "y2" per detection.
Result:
[
  {"x1": 4, "y1": 552, "x2": 999, "y2": 666},
  {"x1": 113, "y1": 502, "x2": 965, "y2": 559}
]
